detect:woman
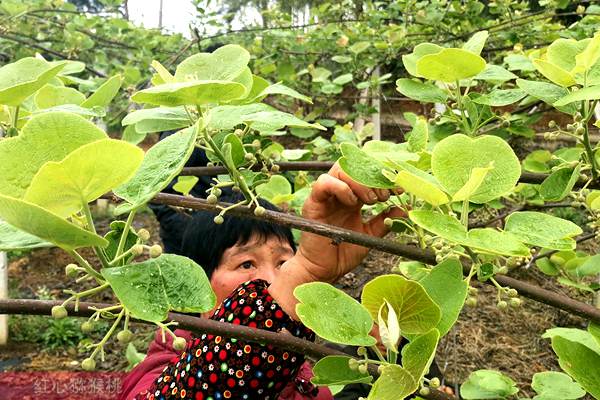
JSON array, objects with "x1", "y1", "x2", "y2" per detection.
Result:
[{"x1": 118, "y1": 164, "x2": 404, "y2": 399}]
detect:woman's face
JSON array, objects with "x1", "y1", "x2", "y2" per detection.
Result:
[{"x1": 209, "y1": 234, "x2": 295, "y2": 308}]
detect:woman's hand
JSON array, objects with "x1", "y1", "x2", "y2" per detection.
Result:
[
  {"x1": 269, "y1": 162, "x2": 405, "y2": 320},
  {"x1": 295, "y1": 162, "x2": 406, "y2": 283}
]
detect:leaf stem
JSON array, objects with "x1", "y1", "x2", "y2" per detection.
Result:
[
  {"x1": 115, "y1": 209, "x2": 137, "y2": 260},
  {"x1": 370, "y1": 344, "x2": 386, "y2": 362},
  {"x1": 11, "y1": 105, "x2": 19, "y2": 129},
  {"x1": 89, "y1": 309, "x2": 125, "y2": 360},
  {"x1": 69, "y1": 250, "x2": 104, "y2": 282},
  {"x1": 82, "y1": 202, "x2": 110, "y2": 269}
]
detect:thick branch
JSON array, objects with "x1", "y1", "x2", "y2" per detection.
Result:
[
  {"x1": 0, "y1": 298, "x2": 455, "y2": 400},
  {"x1": 147, "y1": 193, "x2": 600, "y2": 324}
]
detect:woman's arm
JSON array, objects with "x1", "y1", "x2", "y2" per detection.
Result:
[{"x1": 269, "y1": 162, "x2": 405, "y2": 320}]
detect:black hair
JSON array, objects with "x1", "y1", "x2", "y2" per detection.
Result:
[{"x1": 180, "y1": 192, "x2": 296, "y2": 278}]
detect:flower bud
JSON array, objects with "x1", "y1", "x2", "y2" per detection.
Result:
[
  {"x1": 214, "y1": 215, "x2": 225, "y2": 225},
  {"x1": 52, "y1": 305, "x2": 68, "y2": 319},
  {"x1": 173, "y1": 336, "x2": 187, "y2": 351},
  {"x1": 149, "y1": 245, "x2": 163, "y2": 258},
  {"x1": 65, "y1": 263, "x2": 79, "y2": 278},
  {"x1": 117, "y1": 329, "x2": 133, "y2": 344},
  {"x1": 81, "y1": 358, "x2": 96, "y2": 371},
  {"x1": 137, "y1": 229, "x2": 151, "y2": 242}
]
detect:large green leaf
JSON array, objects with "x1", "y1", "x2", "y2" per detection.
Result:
[
  {"x1": 311, "y1": 356, "x2": 373, "y2": 386},
  {"x1": 0, "y1": 111, "x2": 107, "y2": 198},
  {"x1": 575, "y1": 33, "x2": 600, "y2": 73},
  {"x1": 24, "y1": 139, "x2": 144, "y2": 218},
  {"x1": 532, "y1": 59, "x2": 576, "y2": 87},
  {"x1": 546, "y1": 39, "x2": 587, "y2": 72},
  {"x1": 174, "y1": 44, "x2": 250, "y2": 82},
  {"x1": 367, "y1": 365, "x2": 417, "y2": 400},
  {"x1": 391, "y1": 163, "x2": 449, "y2": 206},
  {"x1": 419, "y1": 259, "x2": 468, "y2": 337},
  {"x1": 540, "y1": 165, "x2": 581, "y2": 201},
  {"x1": 34, "y1": 84, "x2": 86, "y2": 109},
  {"x1": 101, "y1": 254, "x2": 216, "y2": 322},
  {"x1": 122, "y1": 106, "x2": 191, "y2": 134},
  {"x1": 531, "y1": 371, "x2": 586, "y2": 400},
  {"x1": 395, "y1": 79, "x2": 448, "y2": 103},
  {"x1": 402, "y1": 43, "x2": 444, "y2": 78},
  {"x1": 81, "y1": 74, "x2": 122, "y2": 108},
  {"x1": 0, "y1": 221, "x2": 52, "y2": 251},
  {"x1": 407, "y1": 117, "x2": 429, "y2": 152},
  {"x1": 338, "y1": 143, "x2": 396, "y2": 189},
  {"x1": 554, "y1": 85, "x2": 600, "y2": 106},
  {"x1": 551, "y1": 337, "x2": 600, "y2": 398},
  {"x1": 0, "y1": 58, "x2": 66, "y2": 106},
  {"x1": 431, "y1": 134, "x2": 521, "y2": 203},
  {"x1": 409, "y1": 210, "x2": 467, "y2": 243},
  {"x1": 113, "y1": 126, "x2": 197, "y2": 214},
  {"x1": 460, "y1": 370, "x2": 518, "y2": 399},
  {"x1": 0, "y1": 194, "x2": 107, "y2": 250},
  {"x1": 295, "y1": 282, "x2": 376, "y2": 346},
  {"x1": 462, "y1": 31, "x2": 489, "y2": 55},
  {"x1": 361, "y1": 274, "x2": 440, "y2": 335},
  {"x1": 516, "y1": 79, "x2": 577, "y2": 114},
  {"x1": 131, "y1": 80, "x2": 247, "y2": 107},
  {"x1": 207, "y1": 103, "x2": 324, "y2": 132},
  {"x1": 401, "y1": 329, "x2": 440, "y2": 381},
  {"x1": 543, "y1": 327, "x2": 600, "y2": 354},
  {"x1": 475, "y1": 65, "x2": 518, "y2": 83},
  {"x1": 505, "y1": 212, "x2": 582, "y2": 250},
  {"x1": 416, "y1": 48, "x2": 486, "y2": 82},
  {"x1": 361, "y1": 141, "x2": 419, "y2": 166},
  {"x1": 472, "y1": 89, "x2": 526, "y2": 106},
  {"x1": 248, "y1": 82, "x2": 312, "y2": 104}
]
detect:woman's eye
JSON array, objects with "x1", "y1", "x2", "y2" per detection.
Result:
[{"x1": 239, "y1": 261, "x2": 254, "y2": 270}]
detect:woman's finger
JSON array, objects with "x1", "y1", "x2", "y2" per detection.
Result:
[
  {"x1": 329, "y1": 163, "x2": 381, "y2": 204},
  {"x1": 308, "y1": 174, "x2": 359, "y2": 208}
]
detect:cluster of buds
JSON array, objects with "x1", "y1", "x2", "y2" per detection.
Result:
[
  {"x1": 431, "y1": 238, "x2": 454, "y2": 263},
  {"x1": 570, "y1": 190, "x2": 588, "y2": 208},
  {"x1": 497, "y1": 287, "x2": 522, "y2": 310}
]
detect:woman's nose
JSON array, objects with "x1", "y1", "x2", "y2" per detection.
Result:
[{"x1": 256, "y1": 265, "x2": 279, "y2": 284}]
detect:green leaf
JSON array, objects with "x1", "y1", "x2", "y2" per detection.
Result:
[
  {"x1": 505, "y1": 211, "x2": 582, "y2": 250},
  {"x1": 540, "y1": 165, "x2": 581, "y2": 201},
  {"x1": 466, "y1": 229, "x2": 530, "y2": 257},
  {"x1": 391, "y1": 164, "x2": 449, "y2": 206},
  {"x1": 419, "y1": 259, "x2": 468, "y2": 337},
  {"x1": 125, "y1": 343, "x2": 146, "y2": 370},
  {"x1": 504, "y1": 54, "x2": 536, "y2": 72},
  {"x1": 547, "y1": 39, "x2": 586, "y2": 72},
  {"x1": 474, "y1": 65, "x2": 518, "y2": 83},
  {"x1": 103, "y1": 220, "x2": 138, "y2": 265},
  {"x1": 531, "y1": 371, "x2": 586, "y2": 400},
  {"x1": 462, "y1": 31, "x2": 489, "y2": 55},
  {"x1": 590, "y1": 323, "x2": 600, "y2": 346},
  {"x1": 361, "y1": 274, "x2": 441, "y2": 335},
  {"x1": 24, "y1": 139, "x2": 144, "y2": 218},
  {"x1": 150, "y1": 60, "x2": 175, "y2": 84},
  {"x1": 81, "y1": 74, "x2": 122, "y2": 108},
  {"x1": 460, "y1": 370, "x2": 519, "y2": 399},
  {"x1": 113, "y1": 126, "x2": 197, "y2": 214},
  {"x1": 407, "y1": 117, "x2": 429, "y2": 152},
  {"x1": 0, "y1": 111, "x2": 106, "y2": 198},
  {"x1": 409, "y1": 210, "x2": 467, "y2": 243},
  {"x1": 361, "y1": 141, "x2": 419, "y2": 166},
  {"x1": 174, "y1": 44, "x2": 250, "y2": 82},
  {"x1": 516, "y1": 79, "x2": 576, "y2": 114},
  {"x1": 551, "y1": 337, "x2": 600, "y2": 398},
  {"x1": 207, "y1": 104, "x2": 324, "y2": 132},
  {"x1": 543, "y1": 327, "x2": 600, "y2": 354},
  {"x1": 131, "y1": 80, "x2": 247, "y2": 107},
  {"x1": 367, "y1": 365, "x2": 417, "y2": 400},
  {"x1": 395, "y1": 79, "x2": 448, "y2": 103},
  {"x1": 101, "y1": 254, "x2": 216, "y2": 323},
  {"x1": 172, "y1": 176, "x2": 199, "y2": 196},
  {"x1": 575, "y1": 32, "x2": 600, "y2": 73},
  {"x1": 252, "y1": 82, "x2": 312, "y2": 104},
  {"x1": 122, "y1": 125, "x2": 146, "y2": 145},
  {"x1": 332, "y1": 55, "x2": 352, "y2": 64},
  {"x1": 402, "y1": 43, "x2": 444, "y2": 78},
  {"x1": 0, "y1": 221, "x2": 52, "y2": 251},
  {"x1": 122, "y1": 106, "x2": 191, "y2": 134},
  {"x1": 295, "y1": 282, "x2": 376, "y2": 346},
  {"x1": 34, "y1": 84, "x2": 86, "y2": 109},
  {"x1": 310, "y1": 67, "x2": 332, "y2": 83},
  {"x1": 333, "y1": 73, "x2": 353, "y2": 85},
  {"x1": 255, "y1": 175, "x2": 292, "y2": 205},
  {"x1": 338, "y1": 143, "x2": 395, "y2": 189},
  {"x1": 311, "y1": 356, "x2": 373, "y2": 386},
  {"x1": 554, "y1": 85, "x2": 600, "y2": 106},
  {"x1": 472, "y1": 89, "x2": 526, "y2": 106},
  {"x1": 416, "y1": 48, "x2": 486, "y2": 82},
  {"x1": 0, "y1": 194, "x2": 107, "y2": 250},
  {"x1": 349, "y1": 41, "x2": 370, "y2": 54},
  {"x1": 401, "y1": 329, "x2": 440, "y2": 381},
  {"x1": 452, "y1": 165, "x2": 492, "y2": 202},
  {"x1": 0, "y1": 58, "x2": 66, "y2": 106},
  {"x1": 532, "y1": 59, "x2": 576, "y2": 87},
  {"x1": 431, "y1": 134, "x2": 521, "y2": 203},
  {"x1": 575, "y1": 254, "x2": 600, "y2": 277}
]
